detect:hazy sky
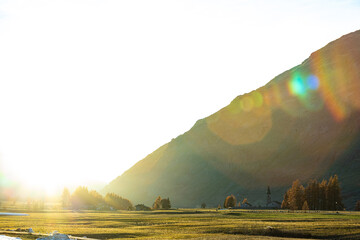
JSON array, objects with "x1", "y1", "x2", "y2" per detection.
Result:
[{"x1": 0, "y1": 0, "x2": 359, "y2": 195}]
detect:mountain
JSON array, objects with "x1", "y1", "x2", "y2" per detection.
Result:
[{"x1": 103, "y1": 30, "x2": 360, "y2": 209}]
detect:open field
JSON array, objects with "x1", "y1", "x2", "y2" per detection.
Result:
[{"x1": 1, "y1": 209, "x2": 360, "y2": 240}]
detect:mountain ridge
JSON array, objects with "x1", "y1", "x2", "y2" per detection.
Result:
[{"x1": 104, "y1": 30, "x2": 360, "y2": 209}]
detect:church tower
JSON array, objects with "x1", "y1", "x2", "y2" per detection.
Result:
[{"x1": 266, "y1": 186, "x2": 271, "y2": 206}]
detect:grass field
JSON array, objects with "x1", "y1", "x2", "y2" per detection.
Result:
[{"x1": 1, "y1": 209, "x2": 360, "y2": 239}]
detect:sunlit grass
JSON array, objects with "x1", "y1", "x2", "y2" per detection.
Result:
[{"x1": 0, "y1": 208, "x2": 360, "y2": 239}]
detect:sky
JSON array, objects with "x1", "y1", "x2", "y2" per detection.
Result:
[{"x1": 0, "y1": 0, "x2": 360, "y2": 196}]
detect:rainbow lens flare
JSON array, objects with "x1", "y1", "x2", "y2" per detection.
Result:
[
  {"x1": 306, "y1": 75, "x2": 319, "y2": 90},
  {"x1": 288, "y1": 73, "x2": 319, "y2": 98},
  {"x1": 289, "y1": 74, "x2": 307, "y2": 96}
]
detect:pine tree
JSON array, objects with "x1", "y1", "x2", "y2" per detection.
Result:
[
  {"x1": 61, "y1": 188, "x2": 71, "y2": 208},
  {"x1": 288, "y1": 179, "x2": 305, "y2": 210},
  {"x1": 313, "y1": 180, "x2": 320, "y2": 210},
  {"x1": 70, "y1": 187, "x2": 106, "y2": 209},
  {"x1": 153, "y1": 196, "x2": 162, "y2": 210},
  {"x1": 89, "y1": 190, "x2": 104, "y2": 206},
  {"x1": 326, "y1": 176, "x2": 335, "y2": 210},
  {"x1": 281, "y1": 191, "x2": 289, "y2": 209},
  {"x1": 355, "y1": 201, "x2": 360, "y2": 211},
  {"x1": 71, "y1": 186, "x2": 91, "y2": 209},
  {"x1": 160, "y1": 198, "x2": 171, "y2": 209},
  {"x1": 302, "y1": 200, "x2": 309, "y2": 212},
  {"x1": 332, "y1": 175, "x2": 343, "y2": 210},
  {"x1": 319, "y1": 179, "x2": 327, "y2": 210},
  {"x1": 104, "y1": 193, "x2": 133, "y2": 210},
  {"x1": 325, "y1": 175, "x2": 343, "y2": 210},
  {"x1": 305, "y1": 179, "x2": 319, "y2": 210}
]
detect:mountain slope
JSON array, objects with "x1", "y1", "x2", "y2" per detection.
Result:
[{"x1": 104, "y1": 30, "x2": 360, "y2": 208}]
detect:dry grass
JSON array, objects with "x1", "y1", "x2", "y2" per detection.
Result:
[{"x1": 0, "y1": 209, "x2": 360, "y2": 239}]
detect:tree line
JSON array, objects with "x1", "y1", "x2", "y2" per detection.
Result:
[
  {"x1": 63, "y1": 175, "x2": 359, "y2": 211},
  {"x1": 62, "y1": 187, "x2": 133, "y2": 210},
  {"x1": 281, "y1": 175, "x2": 344, "y2": 211},
  {"x1": 61, "y1": 187, "x2": 172, "y2": 211}
]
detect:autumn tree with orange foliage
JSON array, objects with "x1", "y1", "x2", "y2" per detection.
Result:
[
  {"x1": 282, "y1": 175, "x2": 343, "y2": 211},
  {"x1": 224, "y1": 194, "x2": 236, "y2": 208}
]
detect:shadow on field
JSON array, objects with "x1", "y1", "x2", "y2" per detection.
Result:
[
  {"x1": 206, "y1": 227, "x2": 313, "y2": 238},
  {"x1": 224, "y1": 212, "x2": 242, "y2": 216},
  {"x1": 72, "y1": 233, "x2": 148, "y2": 239},
  {"x1": 336, "y1": 233, "x2": 360, "y2": 240},
  {"x1": 262, "y1": 219, "x2": 318, "y2": 223},
  {"x1": 147, "y1": 211, "x2": 205, "y2": 215},
  {"x1": 206, "y1": 227, "x2": 360, "y2": 239},
  {"x1": 78, "y1": 218, "x2": 139, "y2": 222}
]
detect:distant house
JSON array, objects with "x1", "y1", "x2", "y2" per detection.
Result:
[
  {"x1": 267, "y1": 201, "x2": 281, "y2": 209},
  {"x1": 229, "y1": 202, "x2": 253, "y2": 209},
  {"x1": 135, "y1": 204, "x2": 151, "y2": 211},
  {"x1": 241, "y1": 202, "x2": 253, "y2": 209}
]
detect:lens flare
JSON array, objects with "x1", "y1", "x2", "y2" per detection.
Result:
[
  {"x1": 240, "y1": 96, "x2": 254, "y2": 112},
  {"x1": 252, "y1": 91, "x2": 263, "y2": 108},
  {"x1": 306, "y1": 75, "x2": 319, "y2": 90},
  {"x1": 288, "y1": 74, "x2": 306, "y2": 96},
  {"x1": 288, "y1": 73, "x2": 320, "y2": 98},
  {"x1": 310, "y1": 50, "x2": 347, "y2": 122}
]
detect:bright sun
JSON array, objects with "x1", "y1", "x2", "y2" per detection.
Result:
[{"x1": 1, "y1": 0, "x2": 360, "y2": 198}]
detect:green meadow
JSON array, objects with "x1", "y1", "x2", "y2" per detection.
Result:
[{"x1": 1, "y1": 209, "x2": 360, "y2": 239}]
